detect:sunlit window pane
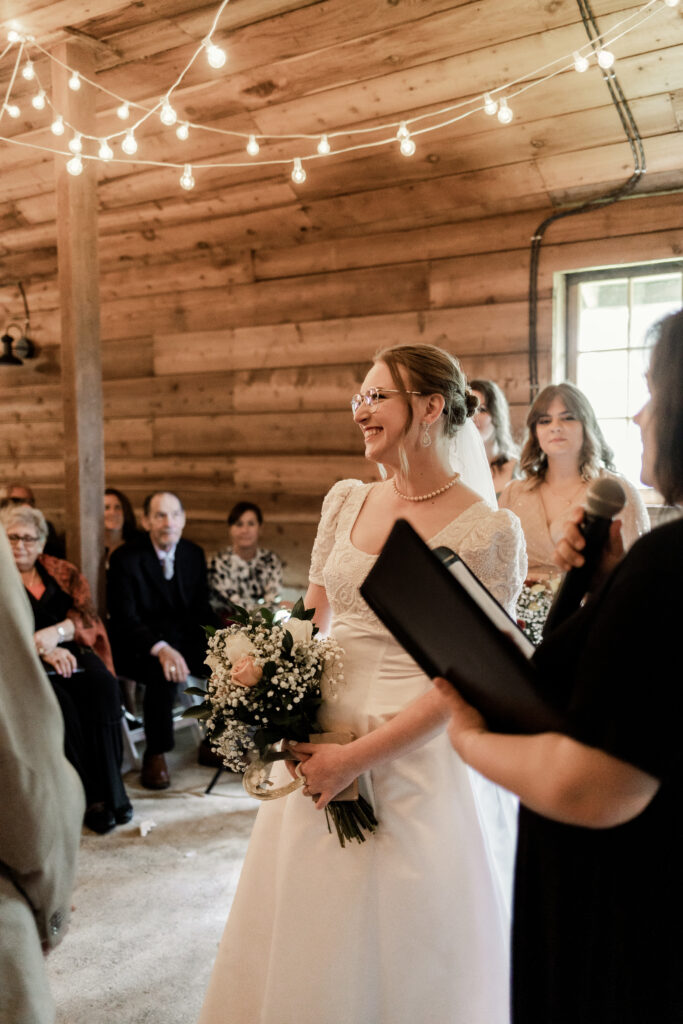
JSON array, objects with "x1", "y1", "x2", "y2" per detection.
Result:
[{"x1": 577, "y1": 350, "x2": 628, "y2": 419}]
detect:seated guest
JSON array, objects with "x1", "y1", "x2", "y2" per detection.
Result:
[
  {"x1": 0, "y1": 504, "x2": 132, "y2": 834},
  {"x1": 2, "y1": 481, "x2": 65, "y2": 558},
  {"x1": 208, "y1": 501, "x2": 283, "y2": 623},
  {"x1": 104, "y1": 487, "x2": 141, "y2": 569},
  {"x1": 470, "y1": 379, "x2": 520, "y2": 497},
  {"x1": 498, "y1": 382, "x2": 649, "y2": 644},
  {"x1": 107, "y1": 491, "x2": 218, "y2": 789}
]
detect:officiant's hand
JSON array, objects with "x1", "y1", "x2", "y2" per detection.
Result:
[
  {"x1": 433, "y1": 678, "x2": 487, "y2": 758},
  {"x1": 288, "y1": 741, "x2": 357, "y2": 810}
]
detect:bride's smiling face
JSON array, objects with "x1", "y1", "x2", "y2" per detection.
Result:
[{"x1": 353, "y1": 360, "x2": 416, "y2": 464}]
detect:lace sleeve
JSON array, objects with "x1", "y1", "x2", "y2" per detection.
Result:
[
  {"x1": 309, "y1": 480, "x2": 364, "y2": 585},
  {"x1": 457, "y1": 508, "x2": 527, "y2": 617},
  {"x1": 614, "y1": 474, "x2": 650, "y2": 551}
]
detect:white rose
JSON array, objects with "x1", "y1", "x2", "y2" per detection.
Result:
[
  {"x1": 204, "y1": 652, "x2": 223, "y2": 674},
  {"x1": 223, "y1": 633, "x2": 257, "y2": 664},
  {"x1": 285, "y1": 617, "x2": 314, "y2": 645}
]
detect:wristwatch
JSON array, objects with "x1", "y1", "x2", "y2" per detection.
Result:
[{"x1": 56, "y1": 624, "x2": 67, "y2": 639}]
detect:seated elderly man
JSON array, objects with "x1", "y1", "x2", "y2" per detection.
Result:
[{"x1": 107, "y1": 491, "x2": 217, "y2": 790}]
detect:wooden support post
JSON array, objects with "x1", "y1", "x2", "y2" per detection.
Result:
[{"x1": 52, "y1": 40, "x2": 104, "y2": 607}]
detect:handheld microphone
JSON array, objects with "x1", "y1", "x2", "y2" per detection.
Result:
[{"x1": 542, "y1": 476, "x2": 626, "y2": 637}]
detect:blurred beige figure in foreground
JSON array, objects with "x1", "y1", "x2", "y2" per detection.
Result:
[{"x1": 0, "y1": 524, "x2": 84, "y2": 1024}]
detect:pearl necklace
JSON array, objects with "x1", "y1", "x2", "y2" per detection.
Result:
[{"x1": 392, "y1": 473, "x2": 460, "y2": 502}]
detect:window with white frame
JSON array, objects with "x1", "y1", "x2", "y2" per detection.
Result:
[{"x1": 564, "y1": 263, "x2": 683, "y2": 495}]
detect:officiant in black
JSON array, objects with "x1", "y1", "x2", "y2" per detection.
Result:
[{"x1": 107, "y1": 490, "x2": 218, "y2": 790}]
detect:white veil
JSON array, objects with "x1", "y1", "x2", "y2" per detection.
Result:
[{"x1": 449, "y1": 418, "x2": 496, "y2": 507}]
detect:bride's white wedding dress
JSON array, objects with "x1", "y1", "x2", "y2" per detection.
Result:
[{"x1": 199, "y1": 480, "x2": 526, "y2": 1024}]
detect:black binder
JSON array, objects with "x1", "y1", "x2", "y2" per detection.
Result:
[{"x1": 360, "y1": 519, "x2": 564, "y2": 735}]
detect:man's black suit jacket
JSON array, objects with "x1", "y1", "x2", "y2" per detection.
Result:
[{"x1": 107, "y1": 534, "x2": 216, "y2": 679}]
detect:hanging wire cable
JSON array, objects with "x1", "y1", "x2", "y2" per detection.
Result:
[{"x1": 526, "y1": 0, "x2": 646, "y2": 401}]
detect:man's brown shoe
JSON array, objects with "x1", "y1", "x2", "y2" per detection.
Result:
[{"x1": 141, "y1": 753, "x2": 170, "y2": 790}]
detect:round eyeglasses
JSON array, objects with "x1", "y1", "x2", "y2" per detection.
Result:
[
  {"x1": 7, "y1": 534, "x2": 41, "y2": 546},
  {"x1": 350, "y1": 387, "x2": 423, "y2": 414}
]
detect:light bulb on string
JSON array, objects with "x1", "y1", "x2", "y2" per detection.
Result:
[
  {"x1": 117, "y1": 101, "x2": 130, "y2": 120},
  {"x1": 21, "y1": 59, "x2": 35, "y2": 80},
  {"x1": 396, "y1": 121, "x2": 410, "y2": 140},
  {"x1": 400, "y1": 134, "x2": 416, "y2": 156},
  {"x1": 4, "y1": 103, "x2": 20, "y2": 118},
  {"x1": 497, "y1": 97, "x2": 513, "y2": 124},
  {"x1": 179, "y1": 164, "x2": 195, "y2": 190},
  {"x1": 206, "y1": 40, "x2": 226, "y2": 69},
  {"x1": 317, "y1": 134, "x2": 331, "y2": 155},
  {"x1": 664, "y1": 0, "x2": 679, "y2": 8},
  {"x1": 7, "y1": 30, "x2": 22, "y2": 42},
  {"x1": 51, "y1": 115, "x2": 65, "y2": 135},
  {"x1": 160, "y1": 99, "x2": 177, "y2": 126},
  {"x1": 66, "y1": 155, "x2": 83, "y2": 176},
  {"x1": 573, "y1": 51, "x2": 589, "y2": 72},
  {"x1": 68, "y1": 132, "x2": 82, "y2": 154},
  {"x1": 31, "y1": 89, "x2": 46, "y2": 110},
  {"x1": 291, "y1": 157, "x2": 306, "y2": 184},
  {"x1": 483, "y1": 93, "x2": 498, "y2": 115},
  {"x1": 98, "y1": 139, "x2": 113, "y2": 160},
  {"x1": 597, "y1": 48, "x2": 615, "y2": 69},
  {"x1": 68, "y1": 70, "x2": 81, "y2": 91},
  {"x1": 176, "y1": 121, "x2": 189, "y2": 140},
  {"x1": 121, "y1": 129, "x2": 138, "y2": 155},
  {"x1": 246, "y1": 135, "x2": 260, "y2": 156}
]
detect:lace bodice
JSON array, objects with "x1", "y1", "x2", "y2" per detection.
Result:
[{"x1": 310, "y1": 479, "x2": 527, "y2": 626}]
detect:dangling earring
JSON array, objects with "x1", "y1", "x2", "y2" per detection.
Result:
[{"x1": 421, "y1": 422, "x2": 432, "y2": 448}]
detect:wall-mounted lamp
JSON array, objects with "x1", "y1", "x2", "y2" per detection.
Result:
[{"x1": 0, "y1": 283, "x2": 36, "y2": 366}]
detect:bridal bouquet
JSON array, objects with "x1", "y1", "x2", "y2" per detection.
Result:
[{"x1": 184, "y1": 599, "x2": 378, "y2": 846}]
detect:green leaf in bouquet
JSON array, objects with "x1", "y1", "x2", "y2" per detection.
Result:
[
  {"x1": 289, "y1": 597, "x2": 306, "y2": 619},
  {"x1": 259, "y1": 607, "x2": 275, "y2": 626},
  {"x1": 184, "y1": 685, "x2": 208, "y2": 697},
  {"x1": 203, "y1": 624, "x2": 217, "y2": 637},
  {"x1": 281, "y1": 630, "x2": 294, "y2": 656},
  {"x1": 261, "y1": 661, "x2": 277, "y2": 682},
  {"x1": 229, "y1": 602, "x2": 251, "y2": 626},
  {"x1": 181, "y1": 702, "x2": 213, "y2": 720}
]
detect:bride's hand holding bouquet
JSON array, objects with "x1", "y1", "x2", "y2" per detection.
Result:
[{"x1": 288, "y1": 738, "x2": 360, "y2": 810}]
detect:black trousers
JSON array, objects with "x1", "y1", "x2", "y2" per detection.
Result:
[
  {"x1": 136, "y1": 655, "x2": 181, "y2": 755},
  {"x1": 49, "y1": 647, "x2": 129, "y2": 813}
]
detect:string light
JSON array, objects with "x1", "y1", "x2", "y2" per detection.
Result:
[
  {"x1": 0, "y1": 0, "x2": 672, "y2": 183},
  {"x1": 66, "y1": 155, "x2": 83, "y2": 175},
  {"x1": 597, "y1": 47, "x2": 615, "y2": 68},
  {"x1": 399, "y1": 134, "x2": 416, "y2": 156},
  {"x1": 121, "y1": 129, "x2": 138, "y2": 154},
  {"x1": 21, "y1": 59, "x2": 34, "y2": 80},
  {"x1": 160, "y1": 98, "x2": 177, "y2": 126},
  {"x1": 483, "y1": 93, "x2": 498, "y2": 115},
  {"x1": 31, "y1": 89, "x2": 46, "y2": 110},
  {"x1": 497, "y1": 97, "x2": 513, "y2": 124},
  {"x1": 179, "y1": 163, "x2": 195, "y2": 189},
  {"x1": 68, "y1": 132, "x2": 82, "y2": 153},
  {"x1": 291, "y1": 157, "x2": 306, "y2": 184},
  {"x1": 206, "y1": 40, "x2": 226, "y2": 69},
  {"x1": 176, "y1": 121, "x2": 189, "y2": 140},
  {"x1": 98, "y1": 139, "x2": 113, "y2": 160}
]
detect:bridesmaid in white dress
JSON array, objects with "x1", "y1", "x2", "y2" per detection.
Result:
[{"x1": 198, "y1": 344, "x2": 526, "y2": 1024}]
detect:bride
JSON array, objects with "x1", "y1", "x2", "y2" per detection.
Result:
[{"x1": 198, "y1": 344, "x2": 527, "y2": 1024}]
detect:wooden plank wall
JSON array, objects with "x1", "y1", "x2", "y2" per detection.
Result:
[{"x1": 1, "y1": 190, "x2": 682, "y2": 589}]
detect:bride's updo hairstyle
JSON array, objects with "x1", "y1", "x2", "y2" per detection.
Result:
[{"x1": 374, "y1": 344, "x2": 478, "y2": 440}]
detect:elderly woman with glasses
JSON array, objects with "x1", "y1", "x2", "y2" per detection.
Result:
[{"x1": 1, "y1": 504, "x2": 132, "y2": 834}]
